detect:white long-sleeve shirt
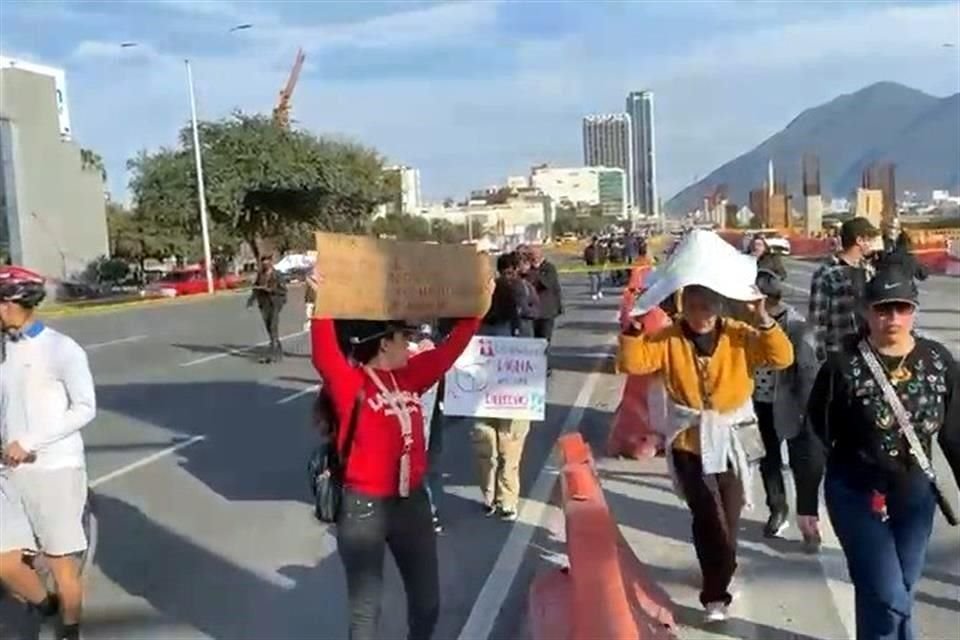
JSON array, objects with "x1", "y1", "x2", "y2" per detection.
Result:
[{"x1": 0, "y1": 323, "x2": 96, "y2": 469}]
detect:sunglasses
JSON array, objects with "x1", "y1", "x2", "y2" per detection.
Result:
[{"x1": 872, "y1": 301, "x2": 916, "y2": 317}]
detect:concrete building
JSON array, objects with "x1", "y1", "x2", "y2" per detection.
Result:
[
  {"x1": 582, "y1": 113, "x2": 634, "y2": 210},
  {"x1": 384, "y1": 164, "x2": 422, "y2": 214},
  {"x1": 802, "y1": 154, "x2": 823, "y2": 235},
  {"x1": 625, "y1": 90, "x2": 658, "y2": 218},
  {"x1": 0, "y1": 57, "x2": 108, "y2": 279},
  {"x1": 855, "y1": 188, "x2": 884, "y2": 227},
  {"x1": 529, "y1": 166, "x2": 627, "y2": 217},
  {"x1": 418, "y1": 198, "x2": 550, "y2": 238},
  {"x1": 507, "y1": 175, "x2": 529, "y2": 190}
]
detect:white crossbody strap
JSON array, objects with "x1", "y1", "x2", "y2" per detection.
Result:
[
  {"x1": 857, "y1": 341, "x2": 936, "y2": 481},
  {"x1": 364, "y1": 368, "x2": 415, "y2": 497}
]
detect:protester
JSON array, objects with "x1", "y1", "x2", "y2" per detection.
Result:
[
  {"x1": 471, "y1": 265, "x2": 533, "y2": 521},
  {"x1": 746, "y1": 235, "x2": 787, "y2": 279},
  {"x1": 583, "y1": 237, "x2": 603, "y2": 301},
  {"x1": 881, "y1": 218, "x2": 902, "y2": 255},
  {"x1": 618, "y1": 281, "x2": 794, "y2": 623},
  {"x1": 751, "y1": 270, "x2": 824, "y2": 549},
  {"x1": 247, "y1": 255, "x2": 287, "y2": 363},
  {"x1": 512, "y1": 252, "x2": 539, "y2": 338},
  {"x1": 877, "y1": 232, "x2": 929, "y2": 283},
  {"x1": 806, "y1": 265, "x2": 960, "y2": 640},
  {"x1": 308, "y1": 274, "x2": 487, "y2": 640},
  {"x1": 0, "y1": 266, "x2": 96, "y2": 640},
  {"x1": 525, "y1": 245, "x2": 563, "y2": 344},
  {"x1": 809, "y1": 216, "x2": 880, "y2": 361},
  {"x1": 482, "y1": 253, "x2": 521, "y2": 336}
]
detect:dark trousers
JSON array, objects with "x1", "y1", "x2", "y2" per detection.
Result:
[
  {"x1": 533, "y1": 318, "x2": 555, "y2": 344},
  {"x1": 259, "y1": 302, "x2": 282, "y2": 359},
  {"x1": 825, "y1": 466, "x2": 936, "y2": 640},
  {"x1": 425, "y1": 396, "x2": 446, "y2": 516},
  {"x1": 755, "y1": 401, "x2": 825, "y2": 516},
  {"x1": 673, "y1": 450, "x2": 744, "y2": 606},
  {"x1": 337, "y1": 487, "x2": 439, "y2": 640}
]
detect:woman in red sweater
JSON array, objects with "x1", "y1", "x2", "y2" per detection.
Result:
[{"x1": 309, "y1": 283, "x2": 484, "y2": 640}]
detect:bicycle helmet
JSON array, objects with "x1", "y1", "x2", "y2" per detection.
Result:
[{"x1": 0, "y1": 265, "x2": 47, "y2": 308}]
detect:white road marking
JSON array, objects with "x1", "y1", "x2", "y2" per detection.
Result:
[
  {"x1": 276, "y1": 384, "x2": 320, "y2": 405},
  {"x1": 816, "y1": 504, "x2": 857, "y2": 639},
  {"x1": 457, "y1": 360, "x2": 606, "y2": 640},
  {"x1": 90, "y1": 435, "x2": 206, "y2": 488},
  {"x1": 179, "y1": 330, "x2": 307, "y2": 367},
  {"x1": 85, "y1": 334, "x2": 148, "y2": 350}
]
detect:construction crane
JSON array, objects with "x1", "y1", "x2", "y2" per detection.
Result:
[{"x1": 272, "y1": 47, "x2": 305, "y2": 129}]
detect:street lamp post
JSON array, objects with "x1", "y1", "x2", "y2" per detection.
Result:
[{"x1": 184, "y1": 59, "x2": 215, "y2": 294}]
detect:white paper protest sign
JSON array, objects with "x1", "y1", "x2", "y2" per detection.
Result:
[
  {"x1": 443, "y1": 336, "x2": 548, "y2": 421},
  {"x1": 633, "y1": 229, "x2": 762, "y2": 315}
]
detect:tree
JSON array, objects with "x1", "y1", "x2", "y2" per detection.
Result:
[
  {"x1": 80, "y1": 148, "x2": 107, "y2": 182},
  {"x1": 371, "y1": 213, "x2": 431, "y2": 241},
  {"x1": 429, "y1": 219, "x2": 469, "y2": 244},
  {"x1": 129, "y1": 112, "x2": 390, "y2": 260}
]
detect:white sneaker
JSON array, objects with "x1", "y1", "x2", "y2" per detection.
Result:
[
  {"x1": 591, "y1": 294, "x2": 598, "y2": 301},
  {"x1": 704, "y1": 601, "x2": 729, "y2": 623},
  {"x1": 597, "y1": 291, "x2": 604, "y2": 299}
]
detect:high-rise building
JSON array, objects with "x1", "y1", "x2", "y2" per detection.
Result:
[
  {"x1": 625, "y1": 90, "x2": 658, "y2": 218},
  {"x1": 582, "y1": 113, "x2": 634, "y2": 209},
  {"x1": 0, "y1": 57, "x2": 107, "y2": 278},
  {"x1": 383, "y1": 165, "x2": 422, "y2": 214}
]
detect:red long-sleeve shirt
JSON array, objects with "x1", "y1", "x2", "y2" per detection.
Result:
[{"x1": 310, "y1": 317, "x2": 481, "y2": 497}]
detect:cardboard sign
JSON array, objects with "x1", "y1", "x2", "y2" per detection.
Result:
[
  {"x1": 313, "y1": 232, "x2": 492, "y2": 320},
  {"x1": 443, "y1": 336, "x2": 548, "y2": 421}
]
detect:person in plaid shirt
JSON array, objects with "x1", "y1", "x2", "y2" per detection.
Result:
[{"x1": 808, "y1": 217, "x2": 881, "y2": 361}]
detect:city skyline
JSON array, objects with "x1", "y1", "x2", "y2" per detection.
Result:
[
  {"x1": 626, "y1": 91, "x2": 658, "y2": 218},
  {"x1": 582, "y1": 113, "x2": 634, "y2": 209},
  {"x1": 0, "y1": 1, "x2": 956, "y2": 205}
]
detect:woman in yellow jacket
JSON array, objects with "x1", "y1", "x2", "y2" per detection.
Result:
[{"x1": 618, "y1": 284, "x2": 794, "y2": 623}]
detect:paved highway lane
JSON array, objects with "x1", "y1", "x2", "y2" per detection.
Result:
[
  {"x1": 1, "y1": 279, "x2": 621, "y2": 640},
  {"x1": 2, "y1": 262, "x2": 957, "y2": 640}
]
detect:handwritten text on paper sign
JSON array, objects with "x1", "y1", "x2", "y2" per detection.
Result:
[{"x1": 443, "y1": 336, "x2": 548, "y2": 421}]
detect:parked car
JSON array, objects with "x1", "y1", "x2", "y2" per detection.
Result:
[{"x1": 144, "y1": 267, "x2": 242, "y2": 298}]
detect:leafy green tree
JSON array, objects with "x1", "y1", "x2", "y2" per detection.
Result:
[
  {"x1": 80, "y1": 148, "x2": 107, "y2": 182},
  {"x1": 429, "y1": 219, "x2": 469, "y2": 244},
  {"x1": 129, "y1": 112, "x2": 390, "y2": 260},
  {"x1": 371, "y1": 213, "x2": 431, "y2": 240}
]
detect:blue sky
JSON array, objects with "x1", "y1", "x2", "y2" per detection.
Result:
[{"x1": 2, "y1": 0, "x2": 958, "y2": 204}]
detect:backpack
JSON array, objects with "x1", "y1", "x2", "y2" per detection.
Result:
[{"x1": 307, "y1": 388, "x2": 364, "y2": 523}]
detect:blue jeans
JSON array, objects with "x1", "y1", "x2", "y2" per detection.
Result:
[
  {"x1": 825, "y1": 465, "x2": 936, "y2": 640},
  {"x1": 588, "y1": 271, "x2": 601, "y2": 296}
]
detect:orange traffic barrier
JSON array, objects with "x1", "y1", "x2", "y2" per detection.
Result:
[
  {"x1": 528, "y1": 433, "x2": 677, "y2": 640},
  {"x1": 608, "y1": 263, "x2": 671, "y2": 459}
]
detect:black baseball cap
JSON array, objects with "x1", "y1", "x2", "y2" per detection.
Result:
[
  {"x1": 864, "y1": 266, "x2": 918, "y2": 307},
  {"x1": 755, "y1": 268, "x2": 783, "y2": 298},
  {"x1": 348, "y1": 320, "x2": 422, "y2": 345},
  {"x1": 840, "y1": 217, "x2": 881, "y2": 245}
]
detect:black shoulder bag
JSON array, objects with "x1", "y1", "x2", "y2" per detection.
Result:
[
  {"x1": 308, "y1": 391, "x2": 363, "y2": 523},
  {"x1": 858, "y1": 341, "x2": 959, "y2": 526}
]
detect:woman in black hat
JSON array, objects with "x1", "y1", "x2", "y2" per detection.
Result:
[
  {"x1": 806, "y1": 265, "x2": 960, "y2": 640},
  {"x1": 307, "y1": 277, "x2": 488, "y2": 640}
]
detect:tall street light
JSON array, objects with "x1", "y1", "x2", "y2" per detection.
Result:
[
  {"x1": 184, "y1": 58, "x2": 214, "y2": 294},
  {"x1": 121, "y1": 25, "x2": 252, "y2": 294}
]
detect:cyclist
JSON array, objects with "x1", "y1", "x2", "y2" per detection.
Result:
[{"x1": 0, "y1": 266, "x2": 96, "y2": 640}]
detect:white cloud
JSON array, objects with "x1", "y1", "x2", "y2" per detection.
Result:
[
  {"x1": 71, "y1": 40, "x2": 160, "y2": 61},
  {"x1": 247, "y1": 1, "x2": 500, "y2": 52},
  {"x1": 45, "y1": 0, "x2": 960, "y2": 205}
]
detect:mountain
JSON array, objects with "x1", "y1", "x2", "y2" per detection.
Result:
[{"x1": 666, "y1": 82, "x2": 960, "y2": 215}]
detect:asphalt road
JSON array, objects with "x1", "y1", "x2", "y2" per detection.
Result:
[{"x1": 1, "y1": 260, "x2": 957, "y2": 640}]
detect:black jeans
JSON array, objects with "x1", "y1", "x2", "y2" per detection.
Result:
[
  {"x1": 258, "y1": 301, "x2": 283, "y2": 359},
  {"x1": 337, "y1": 487, "x2": 439, "y2": 640},
  {"x1": 673, "y1": 450, "x2": 744, "y2": 606},
  {"x1": 755, "y1": 401, "x2": 826, "y2": 517}
]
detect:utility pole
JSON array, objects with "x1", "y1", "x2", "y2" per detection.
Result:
[{"x1": 185, "y1": 59, "x2": 215, "y2": 294}]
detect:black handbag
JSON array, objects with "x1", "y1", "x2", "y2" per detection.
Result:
[{"x1": 309, "y1": 392, "x2": 363, "y2": 524}]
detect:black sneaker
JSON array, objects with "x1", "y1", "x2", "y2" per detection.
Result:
[
  {"x1": 483, "y1": 503, "x2": 498, "y2": 517},
  {"x1": 763, "y1": 510, "x2": 789, "y2": 538}
]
